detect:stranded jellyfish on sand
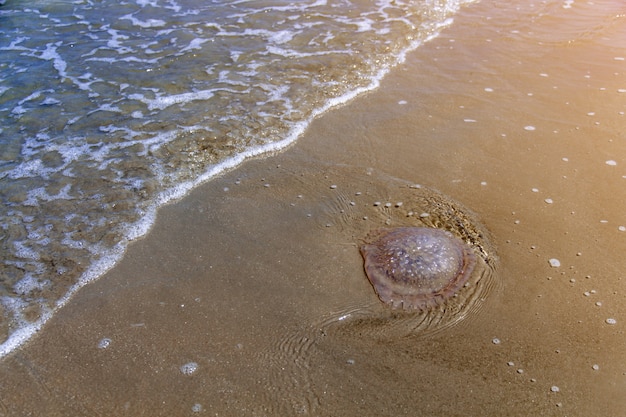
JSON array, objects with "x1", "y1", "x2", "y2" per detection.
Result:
[{"x1": 360, "y1": 227, "x2": 477, "y2": 310}]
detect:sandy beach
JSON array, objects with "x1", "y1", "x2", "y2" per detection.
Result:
[{"x1": 1, "y1": 0, "x2": 626, "y2": 415}]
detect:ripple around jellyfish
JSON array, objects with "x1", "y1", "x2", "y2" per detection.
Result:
[{"x1": 360, "y1": 227, "x2": 477, "y2": 310}]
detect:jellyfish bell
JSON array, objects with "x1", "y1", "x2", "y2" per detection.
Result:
[{"x1": 360, "y1": 227, "x2": 477, "y2": 310}]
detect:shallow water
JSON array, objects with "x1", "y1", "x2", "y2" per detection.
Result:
[
  {"x1": 0, "y1": 0, "x2": 473, "y2": 356},
  {"x1": 1, "y1": 0, "x2": 626, "y2": 415}
]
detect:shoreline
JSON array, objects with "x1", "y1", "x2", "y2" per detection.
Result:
[
  {"x1": 0, "y1": 0, "x2": 466, "y2": 359},
  {"x1": 2, "y1": 0, "x2": 626, "y2": 415}
]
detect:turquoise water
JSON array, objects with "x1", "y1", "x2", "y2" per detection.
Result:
[{"x1": 0, "y1": 0, "x2": 474, "y2": 356}]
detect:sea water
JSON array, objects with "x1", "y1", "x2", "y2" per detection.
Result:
[{"x1": 0, "y1": 0, "x2": 474, "y2": 357}]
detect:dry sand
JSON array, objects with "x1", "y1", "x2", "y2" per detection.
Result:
[{"x1": 1, "y1": 0, "x2": 626, "y2": 415}]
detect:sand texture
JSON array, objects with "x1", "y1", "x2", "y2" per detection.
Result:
[{"x1": 1, "y1": 0, "x2": 626, "y2": 415}]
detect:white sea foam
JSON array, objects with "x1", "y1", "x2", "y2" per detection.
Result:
[{"x1": 120, "y1": 14, "x2": 166, "y2": 28}]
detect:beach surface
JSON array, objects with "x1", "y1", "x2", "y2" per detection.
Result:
[{"x1": 1, "y1": 0, "x2": 626, "y2": 415}]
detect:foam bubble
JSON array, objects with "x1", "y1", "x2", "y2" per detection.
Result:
[
  {"x1": 548, "y1": 258, "x2": 561, "y2": 268},
  {"x1": 97, "y1": 337, "x2": 112, "y2": 349},
  {"x1": 180, "y1": 362, "x2": 199, "y2": 375}
]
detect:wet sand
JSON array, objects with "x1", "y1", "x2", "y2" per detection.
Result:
[{"x1": 2, "y1": 0, "x2": 626, "y2": 415}]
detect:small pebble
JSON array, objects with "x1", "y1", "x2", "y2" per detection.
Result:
[
  {"x1": 192, "y1": 404, "x2": 203, "y2": 413},
  {"x1": 550, "y1": 386, "x2": 560, "y2": 393},
  {"x1": 548, "y1": 258, "x2": 561, "y2": 268},
  {"x1": 346, "y1": 359, "x2": 355, "y2": 365},
  {"x1": 330, "y1": 184, "x2": 337, "y2": 189},
  {"x1": 524, "y1": 125, "x2": 536, "y2": 131},
  {"x1": 606, "y1": 160, "x2": 617, "y2": 166},
  {"x1": 492, "y1": 338, "x2": 501, "y2": 345},
  {"x1": 606, "y1": 318, "x2": 617, "y2": 325},
  {"x1": 384, "y1": 202, "x2": 392, "y2": 208},
  {"x1": 517, "y1": 369, "x2": 524, "y2": 374},
  {"x1": 507, "y1": 361, "x2": 514, "y2": 366},
  {"x1": 592, "y1": 364, "x2": 600, "y2": 371},
  {"x1": 373, "y1": 201, "x2": 381, "y2": 207},
  {"x1": 544, "y1": 198, "x2": 554, "y2": 204}
]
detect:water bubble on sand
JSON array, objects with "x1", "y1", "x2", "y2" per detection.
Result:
[
  {"x1": 346, "y1": 358, "x2": 355, "y2": 365},
  {"x1": 180, "y1": 362, "x2": 199, "y2": 375},
  {"x1": 550, "y1": 386, "x2": 560, "y2": 393},
  {"x1": 191, "y1": 403, "x2": 203, "y2": 413},
  {"x1": 606, "y1": 160, "x2": 617, "y2": 166},
  {"x1": 97, "y1": 338, "x2": 112, "y2": 349},
  {"x1": 544, "y1": 198, "x2": 553, "y2": 204},
  {"x1": 524, "y1": 125, "x2": 536, "y2": 131},
  {"x1": 548, "y1": 259, "x2": 561, "y2": 268},
  {"x1": 606, "y1": 318, "x2": 617, "y2": 325},
  {"x1": 398, "y1": 100, "x2": 407, "y2": 105}
]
